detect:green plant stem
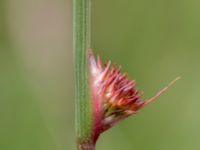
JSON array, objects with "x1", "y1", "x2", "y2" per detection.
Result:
[{"x1": 73, "y1": 0, "x2": 94, "y2": 150}]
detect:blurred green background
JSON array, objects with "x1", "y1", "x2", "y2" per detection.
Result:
[{"x1": 1, "y1": 0, "x2": 200, "y2": 150}]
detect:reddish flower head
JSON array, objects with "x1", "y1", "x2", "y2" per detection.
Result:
[{"x1": 88, "y1": 49, "x2": 179, "y2": 143}]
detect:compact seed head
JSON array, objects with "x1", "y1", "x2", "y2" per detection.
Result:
[{"x1": 88, "y1": 49, "x2": 180, "y2": 143}]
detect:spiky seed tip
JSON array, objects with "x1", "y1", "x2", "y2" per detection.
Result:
[{"x1": 88, "y1": 49, "x2": 180, "y2": 142}]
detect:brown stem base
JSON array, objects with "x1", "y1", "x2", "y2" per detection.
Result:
[{"x1": 78, "y1": 139, "x2": 96, "y2": 150}]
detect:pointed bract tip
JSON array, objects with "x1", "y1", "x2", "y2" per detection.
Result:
[{"x1": 142, "y1": 76, "x2": 181, "y2": 107}]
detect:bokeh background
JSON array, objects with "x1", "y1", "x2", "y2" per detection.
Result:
[{"x1": 1, "y1": 0, "x2": 200, "y2": 150}]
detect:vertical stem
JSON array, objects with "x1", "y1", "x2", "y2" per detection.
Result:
[{"x1": 73, "y1": 0, "x2": 94, "y2": 150}]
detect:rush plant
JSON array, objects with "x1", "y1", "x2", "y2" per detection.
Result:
[{"x1": 73, "y1": 1, "x2": 179, "y2": 150}]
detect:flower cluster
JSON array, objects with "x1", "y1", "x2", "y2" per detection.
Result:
[{"x1": 88, "y1": 49, "x2": 179, "y2": 142}]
